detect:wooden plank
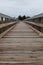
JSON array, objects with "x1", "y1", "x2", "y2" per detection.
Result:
[{"x1": 0, "y1": 22, "x2": 43, "y2": 65}]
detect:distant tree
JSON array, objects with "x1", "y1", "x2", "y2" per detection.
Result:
[
  {"x1": 22, "y1": 15, "x2": 26, "y2": 20},
  {"x1": 18, "y1": 15, "x2": 27, "y2": 20},
  {"x1": 18, "y1": 15, "x2": 22, "y2": 20}
]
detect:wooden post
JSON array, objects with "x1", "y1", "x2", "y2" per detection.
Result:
[
  {"x1": 41, "y1": 17, "x2": 43, "y2": 33},
  {"x1": 0, "y1": 17, "x2": 1, "y2": 24},
  {"x1": 1, "y1": 17, "x2": 3, "y2": 23}
]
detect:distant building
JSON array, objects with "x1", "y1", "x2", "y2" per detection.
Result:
[
  {"x1": 0, "y1": 13, "x2": 13, "y2": 23},
  {"x1": 27, "y1": 13, "x2": 43, "y2": 23}
]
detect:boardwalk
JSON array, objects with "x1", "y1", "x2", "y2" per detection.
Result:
[{"x1": 0, "y1": 21, "x2": 43, "y2": 65}]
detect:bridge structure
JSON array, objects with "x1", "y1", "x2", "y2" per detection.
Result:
[{"x1": 0, "y1": 19, "x2": 43, "y2": 65}]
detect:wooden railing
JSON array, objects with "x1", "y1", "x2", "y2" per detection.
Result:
[
  {"x1": 0, "y1": 21, "x2": 18, "y2": 38},
  {"x1": 25, "y1": 21, "x2": 43, "y2": 37}
]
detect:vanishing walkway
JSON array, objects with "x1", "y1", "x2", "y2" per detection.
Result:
[{"x1": 0, "y1": 21, "x2": 43, "y2": 65}]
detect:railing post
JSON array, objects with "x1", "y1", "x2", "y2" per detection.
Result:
[{"x1": 41, "y1": 17, "x2": 43, "y2": 33}]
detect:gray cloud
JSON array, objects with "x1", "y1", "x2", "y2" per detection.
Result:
[{"x1": 0, "y1": 0, "x2": 43, "y2": 17}]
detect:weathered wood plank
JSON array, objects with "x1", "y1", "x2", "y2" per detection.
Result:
[{"x1": 0, "y1": 22, "x2": 43, "y2": 65}]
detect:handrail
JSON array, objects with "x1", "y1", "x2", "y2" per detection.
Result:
[
  {"x1": 0, "y1": 22, "x2": 16, "y2": 29},
  {"x1": 0, "y1": 25, "x2": 15, "y2": 38},
  {"x1": 25, "y1": 21, "x2": 43, "y2": 37},
  {"x1": 26, "y1": 21, "x2": 43, "y2": 27},
  {"x1": 0, "y1": 21, "x2": 18, "y2": 38},
  {"x1": 0, "y1": 21, "x2": 18, "y2": 34}
]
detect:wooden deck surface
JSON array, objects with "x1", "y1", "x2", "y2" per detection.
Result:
[{"x1": 0, "y1": 21, "x2": 43, "y2": 65}]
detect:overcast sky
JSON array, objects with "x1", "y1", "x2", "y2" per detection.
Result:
[{"x1": 0, "y1": 0, "x2": 43, "y2": 17}]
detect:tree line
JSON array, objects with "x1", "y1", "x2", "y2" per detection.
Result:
[{"x1": 18, "y1": 15, "x2": 30, "y2": 20}]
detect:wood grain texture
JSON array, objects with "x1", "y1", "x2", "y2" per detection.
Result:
[{"x1": 0, "y1": 21, "x2": 43, "y2": 65}]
